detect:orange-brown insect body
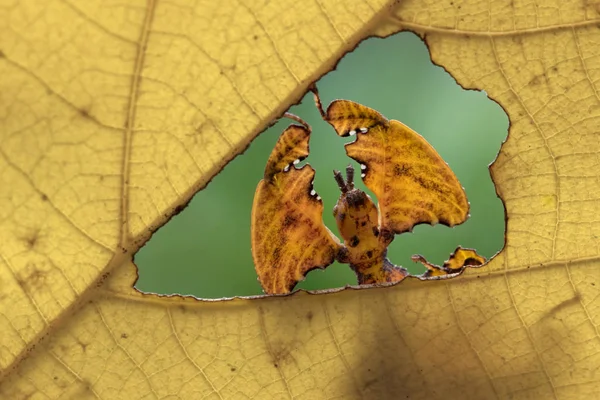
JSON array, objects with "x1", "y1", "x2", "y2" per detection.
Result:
[{"x1": 332, "y1": 167, "x2": 407, "y2": 284}]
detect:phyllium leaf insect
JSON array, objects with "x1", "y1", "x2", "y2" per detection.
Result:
[{"x1": 251, "y1": 89, "x2": 485, "y2": 294}]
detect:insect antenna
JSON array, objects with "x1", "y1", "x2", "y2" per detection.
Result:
[
  {"x1": 282, "y1": 112, "x2": 310, "y2": 129},
  {"x1": 346, "y1": 164, "x2": 354, "y2": 190},
  {"x1": 310, "y1": 85, "x2": 326, "y2": 119},
  {"x1": 333, "y1": 170, "x2": 348, "y2": 193}
]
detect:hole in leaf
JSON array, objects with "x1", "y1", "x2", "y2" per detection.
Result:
[{"x1": 134, "y1": 32, "x2": 508, "y2": 299}]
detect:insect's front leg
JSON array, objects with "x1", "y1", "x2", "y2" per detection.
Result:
[
  {"x1": 336, "y1": 245, "x2": 350, "y2": 264},
  {"x1": 377, "y1": 226, "x2": 394, "y2": 248}
]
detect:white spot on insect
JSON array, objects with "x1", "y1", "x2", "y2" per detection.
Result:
[
  {"x1": 361, "y1": 173, "x2": 366, "y2": 178},
  {"x1": 348, "y1": 130, "x2": 356, "y2": 136},
  {"x1": 316, "y1": 195, "x2": 321, "y2": 201},
  {"x1": 310, "y1": 189, "x2": 316, "y2": 196},
  {"x1": 283, "y1": 164, "x2": 290, "y2": 172},
  {"x1": 293, "y1": 159, "x2": 300, "y2": 165},
  {"x1": 360, "y1": 164, "x2": 367, "y2": 170},
  {"x1": 359, "y1": 127, "x2": 368, "y2": 133}
]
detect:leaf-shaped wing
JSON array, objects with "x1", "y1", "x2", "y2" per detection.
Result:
[
  {"x1": 324, "y1": 100, "x2": 469, "y2": 234},
  {"x1": 412, "y1": 246, "x2": 486, "y2": 278},
  {"x1": 263, "y1": 119, "x2": 311, "y2": 180},
  {"x1": 251, "y1": 124, "x2": 341, "y2": 294}
]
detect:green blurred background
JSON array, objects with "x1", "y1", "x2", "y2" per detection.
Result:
[{"x1": 134, "y1": 32, "x2": 508, "y2": 299}]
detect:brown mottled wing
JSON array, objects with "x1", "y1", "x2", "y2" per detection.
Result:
[
  {"x1": 412, "y1": 247, "x2": 486, "y2": 278},
  {"x1": 263, "y1": 124, "x2": 310, "y2": 180},
  {"x1": 324, "y1": 100, "x2": 469, "y2": 234},
  {"x1": 251, "y1": 124, "x2": 340, "y2": 294}
]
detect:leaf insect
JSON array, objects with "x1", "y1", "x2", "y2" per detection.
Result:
[{"x1": 251, "y1": 89, "x2": 485, "y2": 294}]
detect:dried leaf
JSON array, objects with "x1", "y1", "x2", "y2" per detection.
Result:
[
  {"x1": 252, "y1": 125, "x2": 340, "y2": 294},
  {"x1": 412, "y1": 246, "x2": 486, "y2": 278}
]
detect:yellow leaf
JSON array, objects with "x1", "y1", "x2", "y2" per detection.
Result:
[{"x1": 2, "y1": 1, "x2": 600, "y2": 400}]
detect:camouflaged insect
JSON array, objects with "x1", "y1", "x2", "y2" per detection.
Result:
[{"x1": 251, "y1": 91, "x2": 485, "y2": 294}]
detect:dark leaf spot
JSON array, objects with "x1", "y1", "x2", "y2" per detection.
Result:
[{"x1": 173, "y1": 204, "x2": 185, "y2": 215}]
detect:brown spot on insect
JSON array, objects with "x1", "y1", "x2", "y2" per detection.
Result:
[{"x1": 282, "y1": 214, "x2": 297, "y2": 227}]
